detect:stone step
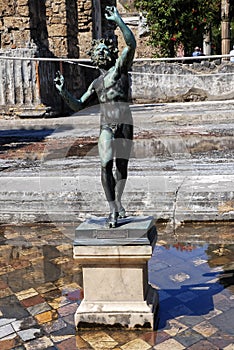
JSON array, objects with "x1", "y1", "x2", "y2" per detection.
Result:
[
  {"x1": 0, "y1": 171, "x2": 233, "y2": 224},
  {"x1": 0, "y1": 131, "x2": 233, "y2": 166},
  {"x1": 0, "y1": 101, "x2": 233, "y2": 226}
]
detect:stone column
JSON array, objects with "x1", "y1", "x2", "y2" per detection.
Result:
[
  {"x1": 73, "y1": 216, "x2": 158, "y2": 329},
  {"x1": 92, "y1": 0, "x2": 102, "y2": 39},
  {"x1": 221, "y1": 0, "x2": 230, "y2": 58}
]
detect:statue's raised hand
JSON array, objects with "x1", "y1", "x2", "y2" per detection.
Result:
[
  {"x1": 54, "y1": 71, "x2": 64, "y2": 93},
  {"x1": 105, "y1": 6, "x2": 120, "y2": 22}
]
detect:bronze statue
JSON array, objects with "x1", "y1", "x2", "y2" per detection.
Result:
[{"x1": 54, "y1": 6, "x2": 136, "y2": 228}]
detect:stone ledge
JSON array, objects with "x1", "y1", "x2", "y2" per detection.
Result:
[
  {"x1": 74, "y1": 215, "x2": 156, "y2": 247},
  {"x1": 76, "y1": 301, "x2": 156, "y2": 329}
]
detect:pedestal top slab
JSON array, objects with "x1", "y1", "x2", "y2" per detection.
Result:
[{"x1": 74, "y1": 215, "x2": 156, "y2": 246}]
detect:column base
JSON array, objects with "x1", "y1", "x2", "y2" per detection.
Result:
[
  {"x1": 73, "y1": 216, "x2": 158, "y2": 330},
  {"x1": 75, "y1": 285, "x2": 158, "y2": 330}
]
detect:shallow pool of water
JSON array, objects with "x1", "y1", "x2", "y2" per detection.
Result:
[{"x1": 0, "y1": 223, "x2": 233, "y2": 349}]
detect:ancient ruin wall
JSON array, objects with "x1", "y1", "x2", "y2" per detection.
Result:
[
  {"x1": 0, "y1": 0, "x2": 31, "y2": 49},
  {"x1": 0, "y1": 0, "x2": 95, "y2": 58},
  {"x1": 0, "y1": 0, "x2": 96, "y2": 117},
  {"x1": 1, "y1": 1, "x2": 234, "y2": 118},
  {"x1": 0, "y1": 0, "x2": 151, "y2": 58},
  {"x1": 131, "y1": 61, "x2": 234, "y2": 103}
]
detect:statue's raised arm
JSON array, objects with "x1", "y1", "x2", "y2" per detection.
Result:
[
  {"x1": 54, "y1": 6, "x2": 136, "y2": 112},
  {"x1": 105, "y1": 6, "x2": 136, "y2": 72}
]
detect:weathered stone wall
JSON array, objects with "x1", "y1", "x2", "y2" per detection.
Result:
[
  {"x1": 0, "y1": 0, "x2": 31, "y2": 49},
  {"x1": 131, "y1": 61, "x2": 234, "y2": 103},
  {"x1": 1, "y1": 1, "x2": 234, "y2": 118},
  {"x1": 0, "y1": 48, "x2": 62, "y2": 117},
  {"x1": 0, "y1": 50, "x2": 93, "y2": 118},
  {"x1": 77, "y1": 0, "x2": 93, "y2": 57},
  {"x1": 0, "y1": 0, "x2": 93, "y2": 58},
  {"x1": 1, "y1": 55, "x2": 234, "y2": 118},
  {"x1": 0, "y1": 0, "x2": 100, "y2": 117},
  {"x1": 0, "y1": 0, "x2": 151, "y2": 58},
  {"x1": 0, "y1": 48, "x2": 40, "y2": 116}
]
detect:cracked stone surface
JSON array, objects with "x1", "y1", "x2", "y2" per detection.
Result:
[{"x1": 0, "y1": 101, "x2": 233, "y2": 230}]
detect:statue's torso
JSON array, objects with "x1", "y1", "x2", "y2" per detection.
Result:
[{"x1": 93, "y1": 67, "x2": 132, "y2": 126}]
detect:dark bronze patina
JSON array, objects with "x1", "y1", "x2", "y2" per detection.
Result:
[{"x1": 54, "y1": 6, "x2": 136, "y2": 228}]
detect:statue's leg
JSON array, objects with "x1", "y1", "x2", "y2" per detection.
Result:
[
  {"x1": 114, "y1": 124, "x2": 133, "y2": 217},
  {"x1": 115, "y1": 158, "x2": 128, "y2": 217},
  {"x1": 98, "y1": 128, "x2": 117, "y2": 227}
]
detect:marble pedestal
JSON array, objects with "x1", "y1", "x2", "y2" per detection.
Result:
[{"x1": 73, "y1": 216, "x2": 158, "y2": 329}]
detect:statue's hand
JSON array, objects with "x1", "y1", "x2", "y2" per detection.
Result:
[
  {"x1": 54, "y1": 71, "x2": 64, "y2": 93},
  {"x1": 105, "y1": 6, "x2": 120, "y2": 22}
]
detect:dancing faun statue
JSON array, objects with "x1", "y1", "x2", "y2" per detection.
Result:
[{"x1": 54, "y1": 6, "x2": 136, "y2": 228}]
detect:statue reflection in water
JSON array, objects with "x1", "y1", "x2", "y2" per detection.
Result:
[{"x1": 54, "y1": 6, "x2": 136, "y2": 228}]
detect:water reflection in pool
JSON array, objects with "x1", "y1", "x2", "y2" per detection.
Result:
[{"x1": 0, "y1": 224, "x2": 233, "y2": 349}]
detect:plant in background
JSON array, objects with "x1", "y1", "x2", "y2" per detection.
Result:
[{"x1": 134, "y1": 0, "x2": 221, "y2": 57}]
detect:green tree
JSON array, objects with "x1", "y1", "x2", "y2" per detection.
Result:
[{"x1": 134, "y1": 0, "x2": 221, "y2": 57}]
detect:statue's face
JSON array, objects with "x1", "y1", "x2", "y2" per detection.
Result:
[{"x1": 93, "y1": 43, "x2": 113, "y2": 69}]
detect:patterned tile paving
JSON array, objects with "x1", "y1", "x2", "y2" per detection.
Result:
[{"x1": 0, "y1": 224, "x2": 233, "y2": 349}]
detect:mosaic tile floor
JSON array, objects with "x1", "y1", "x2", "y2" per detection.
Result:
[{"x1": 0, "y1": 223, "x2": 233, "y2": 349}]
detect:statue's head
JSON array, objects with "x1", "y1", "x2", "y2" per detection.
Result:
[{"x1": 87, "y1": 38, "x2": 118, "y2": 69}]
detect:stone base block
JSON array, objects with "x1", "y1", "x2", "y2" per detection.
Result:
[
  {"x1": 73, "y1": 216, "x2": 158, "y2": 330},
  {"x1": 75, "y1": 300, "x2": 156, "y2": 329}
]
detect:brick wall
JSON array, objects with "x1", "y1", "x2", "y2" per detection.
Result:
[
  {"x1": 0, "y1": 0, "x2": 119, "y2": 58},
  {"x1": 0, "y1": 0, "x2": 94, "y2": 58},
  {"x1": 0, "y1": 0, "x2": 31, "y2": 49},
  {"x1": 0, "y1": 0, "x2": 149, "y2": 59},
  {"x1": 0, "y1": 0, "x2": 99, "y2": 117}
]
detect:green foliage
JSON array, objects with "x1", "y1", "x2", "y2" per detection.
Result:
[{"x1": 134, "y1": 0, "x2": 221, "y2": 57}]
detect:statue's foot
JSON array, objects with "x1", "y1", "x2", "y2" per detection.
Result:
[
  {"x1": 106, "y1": 212, "x2": 118, "y2": 228},
  {"x1": 117, "y1": 207, "x2": 126, "y2": 219}
]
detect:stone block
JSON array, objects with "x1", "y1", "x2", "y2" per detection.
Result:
[
  {"x1": 49, "y1": 37, "x2": 68, "y2": 57},
  {"x1": 17, "y1": 5, "x2": 29, "y2": 17},
  {"x1": 83, "y1": 266, "x2": 147, "y2": 301},
  {"x1": 48, "y1": 24, "x2": 67, "y2": 37},
  {"x1": 0, "y1": 3, "x2": 15, "y2": 16},
  {"x1": 4, "y1": 16, "x2": 30, "y2": 29},
  {"x1": 17, "y1": 0, "x2": 29, "y2": 6},
  {"x1": 74, "y1": 215, "x2": 157, "y2": 246}
]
